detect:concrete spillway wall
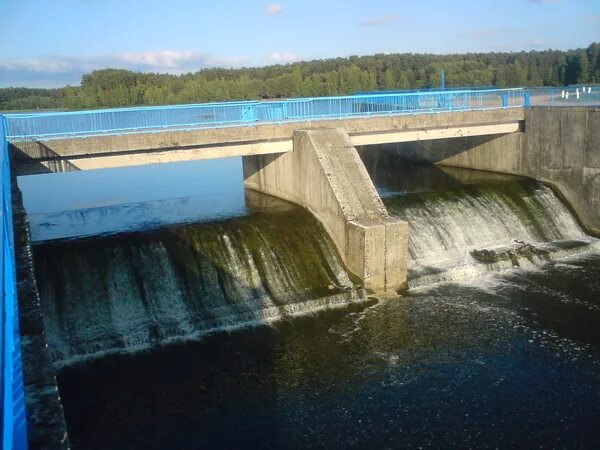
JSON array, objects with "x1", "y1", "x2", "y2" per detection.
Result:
[
  {"x1": 378, "y1": 107, "x2": 600, "y2": 236},
  {"x1": 243, "y1": 129, "x2": 408, "y2": 293}
]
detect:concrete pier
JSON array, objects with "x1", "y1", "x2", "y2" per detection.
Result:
[{"x1": 243, "y1": 129, "x2": 408, "y2": 293}]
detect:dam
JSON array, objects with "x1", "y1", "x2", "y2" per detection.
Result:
[{"x1": 2, "y1": 88, "x2": 600, "y2": 448}]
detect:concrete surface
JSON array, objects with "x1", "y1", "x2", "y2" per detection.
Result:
[
  {"x1": 243, "y1": 128, "x2": 408, "y2": 293},
  {"x1": 11, "y1": 108, "x2": 524, "y2": 174}
]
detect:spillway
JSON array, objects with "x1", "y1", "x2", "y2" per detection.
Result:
[
  {"x1": 33, "y1": 197, "x2": 363, "y2": 366},
  {"x1": 360, "y1": 152, "x2": 599, "y2": 288}
]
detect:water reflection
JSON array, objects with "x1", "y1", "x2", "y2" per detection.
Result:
[
  {"x1": 18, "y1": 157, "x2": 246, "y2": 242},
  {"x1": 359, "y1": 148, "x2": 522, "y2": 198}
]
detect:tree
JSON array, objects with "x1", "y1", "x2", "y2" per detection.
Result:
[
  {"x1": 3, "y1": 42, "x2": 599, "y2": 111},
  {"x1": 383, "y1": 68, "x2": 396, "y2": 89},
  {"x1": 576, "y1": 50, "x2": 590, "y2": 83}
]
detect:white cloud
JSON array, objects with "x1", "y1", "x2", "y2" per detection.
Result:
[
  {"x1": 360, "y1": 14, "x2": 398, "y2": 27},
  {"x1": 267, "y1": 52, "x2": 298, "y2": 64},
  {"x1": 489, "y1": 43, "x2": 517, "y2": 52},
  {"x1": 0, "y1": 50, "x2": 251, "y2": 87},
  {"x1": 266, "y1": 3, "x2": 283, "y2": 16},
  {"x1": 115, "y1": 50, "x2": 199, "y2": 69},
  {"x1": 0, "y1": 51, "x2": 250, "y2": 74},
  {"x1": 527, "y1": 38, "x2": 547, "y2": 47}
]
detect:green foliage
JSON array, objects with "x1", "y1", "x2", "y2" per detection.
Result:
[{"x1": 1, "y1": 43, "x2": 599, "y2": 111}]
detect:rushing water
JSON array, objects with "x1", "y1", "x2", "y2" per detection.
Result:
[
  {"x1": 34, "y1": 192, "x2": 362, "y2": 366},
  {"x1": 24, "y1": 153, "x2": 600, "y2": 448},
  {"x1": 361, "y1": 153, "x2": 599, "y2": 287}
]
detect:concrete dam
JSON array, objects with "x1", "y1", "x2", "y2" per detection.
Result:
[{"x1": 2, "y1": 91, "x2": 600, "y2": 448}]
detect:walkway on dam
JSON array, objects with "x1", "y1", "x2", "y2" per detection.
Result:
[{"x1": 5, "y1": 87, "x2": 600, "y2": 174}]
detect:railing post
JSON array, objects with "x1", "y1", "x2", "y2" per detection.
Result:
[{"x1": 524, "y1": 92, "x2": 531, "y2": 107}]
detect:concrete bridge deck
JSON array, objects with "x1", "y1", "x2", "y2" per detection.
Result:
[
  {"x1": 4, "y1": 88, "x2": 527, "y2": 174},
  {"x1": 10, "y1": 108, "x2": 523, "y2": 174}
]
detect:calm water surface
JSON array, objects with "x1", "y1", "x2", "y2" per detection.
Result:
[{"x1": 18, "y1": 157, "x2": 246, "y2": 241}]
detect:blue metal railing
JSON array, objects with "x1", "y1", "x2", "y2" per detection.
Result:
[
  {"x1": 353, "y1": 85, "x2": 497, "y2": 95},
  {"x1": 1, "y1": 115, "x2": 28, "y2": 450},
  {"x1": 525, "y1": 86, "x2": 600, "y2": 107},
  {"x1": 4, "y1": 88, "x2": 525, "y2": 141}
]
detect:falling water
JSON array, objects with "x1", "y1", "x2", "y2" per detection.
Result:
[
  {"x1": 360, "y1": 152, "x2": 599, "y2": 287},
  {"x1": 34, "y1": 198, "x2": 363, "y2": 366}
]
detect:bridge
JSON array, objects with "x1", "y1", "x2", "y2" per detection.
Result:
[
  {"x1": 2, "y1": 86, "x2": 600, "y2": 449},
  {"x1": 7, "y1": 89, "x2": 526, "y2": 173}
]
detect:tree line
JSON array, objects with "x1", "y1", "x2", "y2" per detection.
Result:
[{"x1": 1, "y1": 43, "x2": 599, "y2": 111}]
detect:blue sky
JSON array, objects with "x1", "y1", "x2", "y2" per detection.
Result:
[{"x1": 0, "y1": 0, "x2": 599, "y2": 87}]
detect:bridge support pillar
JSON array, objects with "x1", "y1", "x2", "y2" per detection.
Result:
[{"x1": 243, "y1": 128, "x2": 408, "y2": 293}]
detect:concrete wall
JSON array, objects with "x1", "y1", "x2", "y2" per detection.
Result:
[
  {"x1": 243, "y1": 128, "x2": 408, "y2": 293},
  {"x1": 379, "y1": 107, "x2": 600, "y2": 235},
  {"x1": 11, "y1": 178, "x2": 69, "y2": 448},
  {"x1": 11, "y1": 108, "x2": 523, "y2": 175}
]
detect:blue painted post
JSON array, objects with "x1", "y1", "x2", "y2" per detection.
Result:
[
  {"x1": 524, "y1": 92, "x2": 531, "y2": 107},
  {"x1": 501, "y1": 94, "x2": 509, "y2": 108}
]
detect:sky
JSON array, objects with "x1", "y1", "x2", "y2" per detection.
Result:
[{"x1": 0, "y1": 0, "x2": 599, "y2": 88}]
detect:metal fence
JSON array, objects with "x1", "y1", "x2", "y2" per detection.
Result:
[
  {"x1": 525, "y1": 86, "x2": 600, "y2": 107},
  {"x1": 4, "y1": 88, "x2": 525, "y2": 141},
  {"x1": 1, "y1": 115, "x2": 28, "y2": 450}
]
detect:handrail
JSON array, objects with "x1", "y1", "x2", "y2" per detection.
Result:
[
  {"x1": 4, "y1": 88, "x2": 526, "y2": 141},
  {"x1": 524, "y1": 86, "x2": 600, "y2": 107},
  {"x1": 1, "y1": 113, "x2": 28, "y2": 449}
]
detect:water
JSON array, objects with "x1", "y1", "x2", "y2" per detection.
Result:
[
  {"x1": 57, "y1": 254, "x2": 600, "y2": 449},
  {"x1": 360, "y1": 151, "x2": 599, "y2": 287},
  {"x1": 24, "y1": 154, "x2": 600, "y2": 448},
  {"x1": 18, "y1": 157, "x2": 247, "y2": 242},
  {"x1": 34, "y1": 192, "x2": 362, "y2": 366}
]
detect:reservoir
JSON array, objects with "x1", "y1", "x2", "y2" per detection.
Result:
[{"x1": 20, "y1": 151, "x2": 600, "y2": 449}]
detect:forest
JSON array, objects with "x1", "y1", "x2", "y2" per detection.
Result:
[{"x1": 1, "y1": 43, "x2": 599, "y2": 111}]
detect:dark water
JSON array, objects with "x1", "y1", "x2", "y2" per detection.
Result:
[
  {"x1": 27, "y1": 155, "x2": 600, "y2": 449},
  {"x1": 58, "y1": 254, "x2": 600, "y2": 449}
]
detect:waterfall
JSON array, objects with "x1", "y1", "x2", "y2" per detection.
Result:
[
  {"x1": 34, "y1": 205, "x2": 364, "y2": 366},
  {"x1": 383, "y1": 178, "x2": 599, "y2": 287}
]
